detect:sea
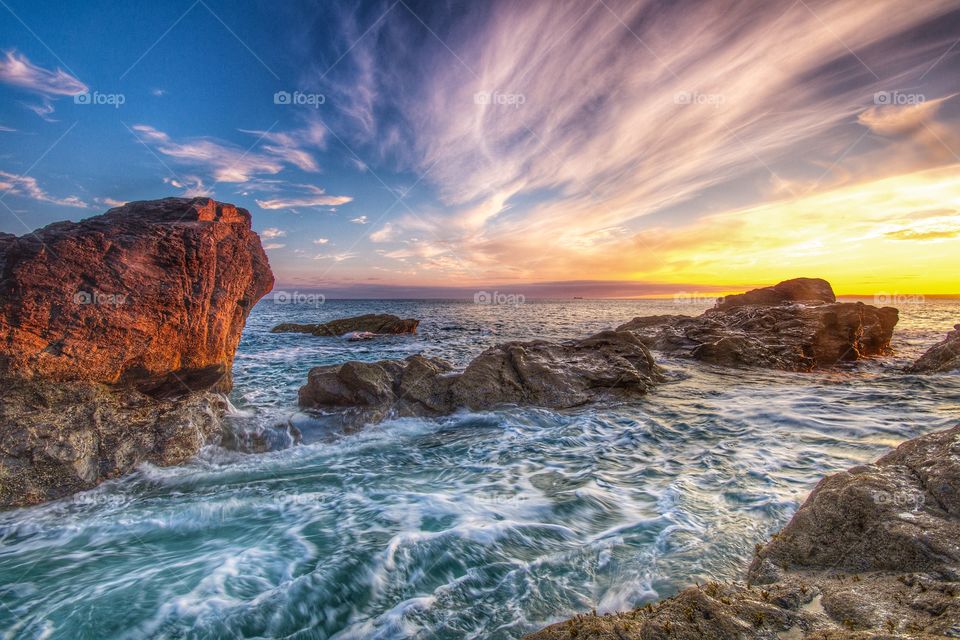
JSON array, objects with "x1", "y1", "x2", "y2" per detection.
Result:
[{"x1": 1, "y1": 297, "x2": 958, "y2": 639}]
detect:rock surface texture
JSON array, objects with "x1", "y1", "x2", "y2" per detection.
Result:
[
  {"x1": 299, "y1": 330, "x2": 662, "y2": 423},
  {"x1": 0, "y1": 198, "x2": 274, "y2": 507},
  {"x1": 526, "y1": 425, "x2": 960, "y2": 639},
  {"x1": 908, "y1": 325, "x2": 960, "y2": 373},
  {"x1": 272, "y1": 313, "x2": 419, "y2": 337},
  {"x1": 617, "y1": 279, "x2": 898, "y2": 370}
]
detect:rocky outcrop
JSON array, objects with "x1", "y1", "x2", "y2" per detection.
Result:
[
  {"x1": 0, "y1": 197, "x2": 274, "y2": 393},
  {"x1": 908, "y1": 325, "x2": 960, "y2": 373},
  {"x1": 617, "y1": 279, "x2": 898, "y2": 371},
  {"x1": 0, "y1": 198, "x2": 274, "y2": 507},
  {"x1": 714, "y1": 277, "x2": 836, "y2": 311},
  {"x1": 526, "y1": 425, "x2": 960, "y2": 639},
  {"x1": 271, "y1": 313, "x2": 418, "y2": 337},
  {"x1": 298, "y1": 330, "x2": 662, "y2": 423},
  {"x1": 0, "y1": 380, "x2": 226, "y2": 506}
]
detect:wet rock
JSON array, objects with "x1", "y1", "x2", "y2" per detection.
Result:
[
  {"x1": 0, "y1": 379, "x2": 226, "y2": 508},
  {"x1": 526, "y1": 425, "x2": 960, "y2": 639},
  {"x1": 0, "y1": 198, "x2": 274, "y2": 507},
  {"x1": 298, "y1": 330, "x2": 662, "y2": 421},
  {"x1": 271, "y1": 313, "x2": 419, "y2": 337},
  {"x1": 908, "y1": 325, "x2": 960, "y2": 373},
  {"x1": 617, "y1": 279, "x2": 898, "y2": 370}
]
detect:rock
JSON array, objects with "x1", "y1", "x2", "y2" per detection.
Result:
[
  {"x1": 298, "y1": 355, "x2": 455, "y2": 424},
  {"x1": 450, "y1": 330, "x2": 661, "y2": 410},
  {"x1": 298, "y1": 330, "x2": 662, "y2": 422},
  {"x1": 617, "y1": 279, "x2": 898, "y2": 370},
  {"x1": 526, "y1": 425, "x2": 960, "y2": 639},
  {"x1": 907, "y1": 325, "x2": 960, "y2": 373},
  {"x1": 271, "y1": 313, "x2": 418, "y2": 337},
  {"x1": 0, "y1": 380, "x2": 225, "y2": 507},
  {"x1": 0, "y1": 197, "x2": 274, "y2": 393},
  {"x1": 714, "y1": 277, "x2": 836, "y2": 311},
  {"x1": 0, "y1": 198, "x2": 274, "y2": 507}
]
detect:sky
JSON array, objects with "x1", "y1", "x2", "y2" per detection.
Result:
[{"x1": 0, "y1": 0, "x2": 959, "y2": 297}]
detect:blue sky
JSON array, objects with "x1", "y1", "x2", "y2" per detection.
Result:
[{"x1": 1, "y1": 0, "x2": 959, "y2": 295}]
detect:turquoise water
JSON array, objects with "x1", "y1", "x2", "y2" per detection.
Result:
[{"x1": 1, "y1": 298, "x2": 958, "y2": 639}]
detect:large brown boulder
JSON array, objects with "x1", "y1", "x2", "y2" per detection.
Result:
[
  {"x1": 908, "y1": 325, "x2": 960, "y2": 373},
  {"x1": 617, "y1": 279, "x2": 898, "y2": 371},
  {"x1": 526, "y1": 425, "x2": 960, "y2": 639},
  {"x1": 272, "y1": 313, "x2": 419, "y2": 337},
  {"x1": 0, "y1": 197, "x2": 274, "y2": 394},
  {"x1": 298, "y1": 330, "x2": 662, "y2": 422},
  {"x1": 0, "y1": 198, "x2": 274, "y2": 507}
]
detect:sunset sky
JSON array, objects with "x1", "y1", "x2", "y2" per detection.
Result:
[{"x1": 0, "y1": 0, "x2": 958, "y2": 296}]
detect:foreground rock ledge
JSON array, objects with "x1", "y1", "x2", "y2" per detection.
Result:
[
  {"x1": 526, "y1": 425, "x2": 960, "y2": 639},
  {"x1": 0, "y1": 198, "x2": 274, "y2": 507},
  {"x1": 298, "y1": 330, "x2": 663, "y2": 423},
  {"x1": 272, "y1": 313, "x2": 419, "y2": 337},
  {"x1": 617, "y1": 278, "x2": 898, "y2": 371}
]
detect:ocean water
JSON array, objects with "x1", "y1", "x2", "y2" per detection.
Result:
[{"x1": 1, "y1": 298, "x2": 958, "y2": 639}]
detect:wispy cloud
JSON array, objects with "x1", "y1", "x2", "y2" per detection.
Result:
[
  {"x1": 309, "y1": 0, "x2": 960, "y2": 288},
  {"x1": 0, "y1": 171, "x2": 88, "y2": 208},
  {"x1": 264, "y1": 243, "x2": 287, "y2": 250},
  {"x1": 261, "y1": 227, "x2": 286, "y2": 239},
  {"x1": 350, "y1": 215, "x2": 368, "y2": 224},
  {"x1": 163, "y1": 175, "x2": 212, "y2": 197},
  {"x1": 0, "y1": 50, "x2": 86, "y2": 96},
  {"x1": 256, "y1": 184, "x2": 353, "y2": 209}
]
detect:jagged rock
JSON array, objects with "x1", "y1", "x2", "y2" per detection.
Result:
[
  {"x1": 908, "y1": 325, "x2": 960, "y2": 373},
  {"x1": 271, "y1": 313, "x2": 419, "y2": 337},
  {"x1": 298, "y1": 330, "x2": 662, "y2": 421},
  {"x1": 617, "y1": 279, "x2": 898, "y2": 370},
  {"x1": 526, "y1": 426, "x2": 960, "y2": 639},
  {"x1": 0, "y1": 198, "x2": 274, "y2": 507},
  {"x1": 0, "y1": 197, "x2": 274, "y2": 392}
]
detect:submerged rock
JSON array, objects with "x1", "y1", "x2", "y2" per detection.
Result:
[
  {"x1": 0, "y1": 198, "x2": 274, "y2": 507},
  {"x1": 298, "y1": 330, "x2": 662, "y2": 422},
  {"x1": 617, "y1": 279, "x2": 898, "y2": 370},
  {"x1": 271, "y1": 313, "x2": 419, "y2": 337},
  {"x1": 526, "y1": 425, "x2": 960, "y2": 639},
  {"x1": 907, "y1": 325, "x2": 960, "y2": 373}
]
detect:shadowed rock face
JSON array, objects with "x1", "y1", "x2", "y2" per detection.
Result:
[
  {"x1": 272, "y1": 313, "x2": 419, "y2": 337},
  {"x1": 908, "y1": 325, "x2": 960, "y2": 373},
  {"x1": 298, "y1": 330, "x2": 662, "y2": 423},
  {"x1": 617, "y1": 279, "x2": 898, "y2": 371},
  {"x1": 0, "y1": 197, "x2": 274, "y2": 393},
  {"x1": 526, "y1": 425, "x2": 960, "y2": 639},
  {"x1": 0, "y1": 381, "x2": 226, "y2": 507},
  {"x1": 0, "y1": 198, "x2": 274, "y2": 507}
]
